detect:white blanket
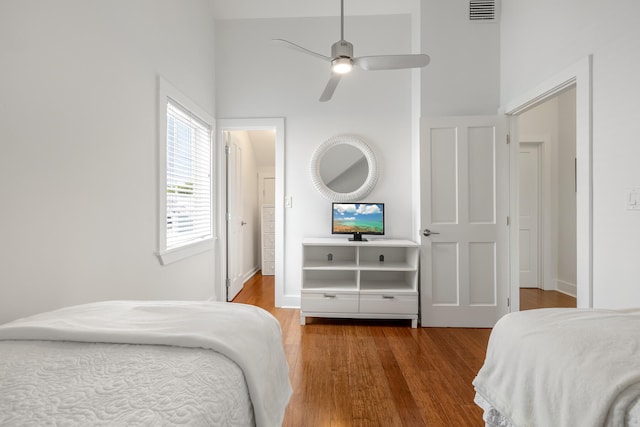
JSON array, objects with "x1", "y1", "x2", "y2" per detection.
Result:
[
  {"x1": 1, "y1": 340, "x2": 255, "y2": 425},
  {"x1": 0, "y1": 300, "x2": 293, "y2": 427},
  {"x1": 473, "y1": 308, "x2": 640, "y2": 427}
]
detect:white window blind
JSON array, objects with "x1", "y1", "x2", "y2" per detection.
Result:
[{"x1": 165, "y1": 99, "x2": 212, "y2": 251}]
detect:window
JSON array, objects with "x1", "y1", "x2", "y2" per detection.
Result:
[{"x1": 158, "y1": 78, "x2": 214, "y2": 265}]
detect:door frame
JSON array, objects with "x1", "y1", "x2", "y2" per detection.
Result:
[
  {"x1": 503, "y1": 55, "x2": 592, "y2": 310},
  {"x1": 216, "y1": 118, "x2": 285, "y2": 305}
]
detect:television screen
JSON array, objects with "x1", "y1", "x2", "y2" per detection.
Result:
[{"x1": 332, "y1": 203, "x2": 384, "y2": 241}]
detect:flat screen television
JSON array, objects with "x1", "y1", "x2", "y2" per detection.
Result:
[{"x1": 332, "y1": 203, "x2": 384, "y2": 241}]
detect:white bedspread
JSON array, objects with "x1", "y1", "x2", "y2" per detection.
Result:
[
  {"x1": 0, "y1": 340, "x2": 255, "y2": 426},
  {"x1": 0, "y1": 300, "x2": 292, "y2": 427},
  {"x1": 473, "y1": 308, "x2": 640, "y2": 427}
]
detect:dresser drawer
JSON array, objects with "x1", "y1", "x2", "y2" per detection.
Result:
[
  {"x1": 262, "y1": 261, "x2": 275, "y2": 275},
  {"x1": 263, "y1": 247, "x2": 275, "y2": 261},
  {"x1": 263, "y1": 233, "x2": 275, "y2": 248},
  {"x1": 263, "y1": 220, "x2": 275, "y2": 233},
  {"x1": 359, "y1": 294, "x2": 418, "y2": 314},
  {"x1": 302, "y1": 292, "x2": 358, "y2": 313}
]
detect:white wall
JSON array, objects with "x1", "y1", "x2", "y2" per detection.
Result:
[
  {"x1": 421, "y1": 0, "x2": 500, "y2": 116},
  {"x1": 215, "y1": 15, "x2": 415, "y2": 303},
  {"x1": 214, "y1": 5, "x2": 501, "y2": 305},
  {"x1": 557, "y1": 89, "x2": 577, "y2": 291},
  {"x1": 0, "y1": 0, "x2": 217, "y2": 323},
  {"x1": 502, "y1": 1, "x2": 640, "y2": 308}
]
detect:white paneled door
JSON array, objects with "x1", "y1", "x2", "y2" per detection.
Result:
[
  {"x1": 420, "y1": 116, "x2": 509, "y2": 327},
  {"x1": 518, "y1": 143, "x2": 541, "y2": 288},
  {"x1": 226, "y1": 137, "x2": 244, "y2": 301}
]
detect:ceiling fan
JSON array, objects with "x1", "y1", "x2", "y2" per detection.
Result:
[{"x1": 273, "y1": 0, "x2": 431, "y2": 102}]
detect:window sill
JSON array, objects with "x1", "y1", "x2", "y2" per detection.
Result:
[{"x1": 157, "y1": 238, "x2": 215, "y2": 265}]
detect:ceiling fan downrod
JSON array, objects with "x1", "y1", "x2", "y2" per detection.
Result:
[
  {"x1": 330, "y1": 0, "x2": 353, "y2": 73},
  {"x1": 340, "y1": 0, "x2": 345, "y2": 41}
]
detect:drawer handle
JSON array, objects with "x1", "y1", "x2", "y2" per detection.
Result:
[
  {"x1": 323, "y1": 294, "x2": 337, "y2": 299},
  {"x1": 382, "y1": 295, "x2": 396, "y2": 300}
]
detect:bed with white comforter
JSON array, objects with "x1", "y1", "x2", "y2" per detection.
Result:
[
  {"x1": 0, "y1": 300, "x2": 293, "y2": 426},
  {"x1": 473, "y1": 308, "x2": 640, "y2": 427}
]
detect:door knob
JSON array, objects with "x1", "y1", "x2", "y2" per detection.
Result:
[
  {"x1": 241, "y1": 221, "x2": 247, "y2": 226},
  {"x1": 423, "y1": 228, "x2": 440, "y2": 237}
]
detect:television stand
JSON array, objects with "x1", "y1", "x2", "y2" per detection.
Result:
[
  {"x1": 300, "y1": 238, "x2": 420, "y2": 328},
  {"x1": 348, "y1": 232, "x2": 366, "y2": 241}
]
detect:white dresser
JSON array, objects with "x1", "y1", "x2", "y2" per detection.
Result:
[
  {"x1": 300, "y1": 238, "x2": 420, "y2": 328},
  {"x1": 261, "y1": 205, "x2": 275, "y2": 276}
]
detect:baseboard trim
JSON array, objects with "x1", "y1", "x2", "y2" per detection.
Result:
[
  {"x1": 280, "y1": 294, "x2": 301, "y2": 309},
  {"x1": 242, "y1": 266, "x2": 260, "y2": 285},
  {"x1": 557, "y1": 279, "x2": 577, "y2": 297}
]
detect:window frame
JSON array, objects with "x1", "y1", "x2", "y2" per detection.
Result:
[{"x1": 157, "y1": 77, "x2": 215, "y2": 265}]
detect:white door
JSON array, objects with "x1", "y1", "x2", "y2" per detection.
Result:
[
  {"x1": 226, "y1": 136, "x2": 244, "y2": 301},
  {"x1": 518, "y1": 143, "x2": 540, "y2": 288},
  {"x1": 420, "y1": 116, "x2": 509, "y2": 327}
]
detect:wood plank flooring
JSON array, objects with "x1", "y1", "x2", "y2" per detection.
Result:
[
  {"x1": 234, "y1": 274, "x2": 576, "y2": 426},
  {"x1": 520, "y1": 288, "x2": 576, "y2": 310},
  {"x1": 234, "y1": 273, "x2": 490, "y2": 426}
]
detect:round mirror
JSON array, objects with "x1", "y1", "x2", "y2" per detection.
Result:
[{"x1": 310, "y1": 135, "x2": 378, "y2": 202}]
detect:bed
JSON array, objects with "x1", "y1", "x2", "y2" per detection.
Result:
[
  {"x1": 0, "y1": 300, "x2": 293, "y2": 426},
  {"x1": 473, "y1": 308, "x2": 640, "y2": 427}
]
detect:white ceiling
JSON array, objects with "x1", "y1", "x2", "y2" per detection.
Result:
[{"x1": 209, "y1": 0, "x2": 417, "y2": 20}]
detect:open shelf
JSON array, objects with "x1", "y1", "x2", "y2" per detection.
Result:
[
  {"x1": 358, "y1": 260, "x2": 415, "y2": 271},
  {"x1": 303, "y1": 270, "x2": 357, "y2": 291},
  {"x1": 303, "y1": 260, "x2": 357, "y2": 270},
  {"x1": 301, "y1": 238, "x2": 420, "y2": 328},
  {"x1": 360, "y1": 270, "x2": 417, "y2": 293}
]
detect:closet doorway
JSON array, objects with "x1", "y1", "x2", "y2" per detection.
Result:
[{"x1": 217, "y1": 119, "x2": 285, "y2": 304}]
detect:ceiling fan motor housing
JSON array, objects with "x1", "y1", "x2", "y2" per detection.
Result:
[{"x1": 331, "y1": 40, "x2": 354, "y2": 59}]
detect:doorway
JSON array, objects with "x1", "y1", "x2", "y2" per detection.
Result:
[
  {"x1": 515, "y1": 88, "x2": 577, "y2": 309},
  {"x1": 217, "y1": 118, "x2": 285, "y2": 304},
  {"x1": 505, "y1": 55, "x2": 591, "y2": 311}
]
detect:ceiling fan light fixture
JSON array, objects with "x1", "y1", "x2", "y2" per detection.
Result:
[
  {"x1": 274, "y1": 0, "x2": 431, "y2": 101},
  {"x1": 331, "y1": 57, "x2": 353, "y2": 74}
]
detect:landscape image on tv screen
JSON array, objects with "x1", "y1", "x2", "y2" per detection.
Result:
[{"x1": 332, "y1": 203, "x2": 384, "y2": 235}]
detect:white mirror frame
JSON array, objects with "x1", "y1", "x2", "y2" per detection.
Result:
[{"x1": 309, "y1": 134, "x2": 378, "y2": 202}]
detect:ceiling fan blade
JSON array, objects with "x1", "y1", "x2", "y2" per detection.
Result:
[
  {"x1": 354, "y1": 54, "x2": 431, "y2": 71},
  {"x1": 319, "y1": 73, "x2": 342, "y2": 102},
  {"x1": 272, "y1": 38, "x2": 331, "y2": 62}
]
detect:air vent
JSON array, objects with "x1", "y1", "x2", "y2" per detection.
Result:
[{"x1": 469, "y1": 0, "x2": 496, "y2": 22}]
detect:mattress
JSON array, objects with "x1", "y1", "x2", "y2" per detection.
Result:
[
  {"x1": 0, "y1": 300, "x2": 292, "y2": 427},
  {"x1": 0, "y1": 340, "x2": 254, "y2": 426},
  {"x1": 473, "y1": 308, "x2": 640, "y2": 427},
  {"x1": 474, "y1": 391, "x2": 640, "y2": 427}
]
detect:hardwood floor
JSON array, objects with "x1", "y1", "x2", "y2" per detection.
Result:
[
  {"x1": 234, "y1": 274, "x2": 577, "y2": 426},
  {"x1": 234, "y1": 273, "x2": 491, "y2": 426},
  {"x1": 520, "y1": 288, "x2": 576, "y2": 311}
]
